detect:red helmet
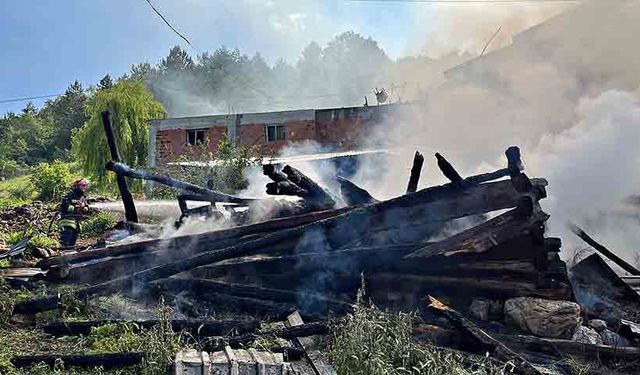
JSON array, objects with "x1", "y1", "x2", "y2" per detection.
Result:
[{"x1": 73, "y1": 178, "x2": 90, "y2": 188}]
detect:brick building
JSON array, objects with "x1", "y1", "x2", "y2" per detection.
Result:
[{"x1": 148, "y1": 103, "x2": 405, "y2": 167}]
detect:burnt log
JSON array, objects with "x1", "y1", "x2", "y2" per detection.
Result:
[
  {"x1": 414, "y1": 323, "x2": 640, "y2": 365},
  {"x1": 106, "y1": 161, "x2": 252, "y2": 205},
  {"x1": 406, "y1": 151, "x2": 425, "y2": 193},
  {"x1": 435, "y1": 153, "x2": 463, "y2": 183},
  {"x1": 42, "y1": 319, "x2": 260, "y2": 337},
  {"x1": 569, "y1": 223, "x2": 640, "y2": 276},
  {"x1": 282, "y1": 165, "x2": 336, "y2": 208},
  {"x1": 151, "y1": 277, "x2": 352, "y2": 315},
  {"x1": 337, "y1": 176, "x2": 377, "y2": 205},
  {"x1": 38, "y1": 206, "x2": 355, "y2": 269},
  {"x1": 11, "y1": 352, "x2": 143, "y2": 369},
  {"x1": 428, "y1": 296, "x2": 542, "y2": 375},
  {"x1": 102, "y1": 111, "x2": 138, "y2": 223}
]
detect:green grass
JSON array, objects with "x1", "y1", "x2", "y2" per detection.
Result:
[{"x1": 328, "y1": 286, "x2": 506, "y2": 375}]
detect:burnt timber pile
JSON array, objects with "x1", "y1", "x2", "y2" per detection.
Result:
[{"x1": 7, "y1": 144, "x2": 640, "y2": 373}]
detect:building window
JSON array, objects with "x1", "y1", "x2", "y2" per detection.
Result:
[
  {"x1": 266, "y1": 124, "x2": 285, "y2": 142},
  {"x1": 187, "y1": 129, "x2": 207, "y2": 145}
]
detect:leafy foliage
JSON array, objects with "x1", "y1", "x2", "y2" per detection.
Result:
[
  {"x1": 81, "y1": 211, "x2": 118, "y2": 238},
  {"x1": 71, "y1": 79, "x2": 166, "y2": 187},
  {"x1": 29, "y1": 160, "x2": 73, "y2": 201},
  {"x1": 150, "y1": 134, "x2": 264, "y2": 198}
]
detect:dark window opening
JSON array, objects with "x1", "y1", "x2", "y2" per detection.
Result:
[
  {"x1": 266, "y1": 124, "x2": 286, "y2": 142},
  {"x1": 187, "y1": 129, "x2": 207, "y2": 145}
]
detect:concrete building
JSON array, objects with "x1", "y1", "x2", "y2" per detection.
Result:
[{"x1": 148, "y1": 103, "x2": 405, "y2": 166}]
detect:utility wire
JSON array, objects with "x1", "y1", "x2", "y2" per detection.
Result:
[
  {"x1": 0, "y1": 94, "x2": 63, "y2": 104},
  {"x1": 144, "y1": 0, "x2": 194, "y2": 48}
]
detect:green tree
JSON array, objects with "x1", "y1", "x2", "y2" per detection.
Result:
[
  {"x1": 71, "y1": 79, "x2": 166, "y2": 186},
  {"x1": 39, "y1": 80, "x2": 89, "y2": 158}
]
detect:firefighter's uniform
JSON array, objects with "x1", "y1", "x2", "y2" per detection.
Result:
[{"x1": 59, "y1": 179, "x2": 89, "y2": 247}]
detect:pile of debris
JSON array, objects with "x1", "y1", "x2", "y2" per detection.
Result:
[{"x1": 4, "y1": 142, "x2": 640, "y2": 374}]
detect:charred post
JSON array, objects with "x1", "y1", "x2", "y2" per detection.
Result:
[
  {"x1": 406, "y1": 151, "x2": 425, "y2": 193},
  {"x1": 102, "y1": 111, "x2": 138, "y2": 223}
]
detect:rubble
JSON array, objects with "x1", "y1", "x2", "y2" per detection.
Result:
[
  {"x1": 2, "y1": 145, "x2": 640, "y2": 373},
  {"x1": 571, "y1": 326, "x2": 602, "y2": 345}
]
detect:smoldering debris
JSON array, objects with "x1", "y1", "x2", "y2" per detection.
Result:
[{"x1": 6, "y1": 145, "x2": 640, "y2": 373}]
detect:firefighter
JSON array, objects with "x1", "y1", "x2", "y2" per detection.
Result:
[{"x1": 59, "y1": 178, "x2": 90, "y2": 247}]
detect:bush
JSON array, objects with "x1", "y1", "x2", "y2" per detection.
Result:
[
  {"x1": 82, "y1": 211, "x2": 118, "y2": 238},
  {"x1": 30, "y1": 160, "x2": 72, "y2": 201},
  {"x1": 0, "y1": 158, "x2": 22, "y2": 179},
  {"x1": 149, "y1": 135, "x2": 265, "y2": 198}
]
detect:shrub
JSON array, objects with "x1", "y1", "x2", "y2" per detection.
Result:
[
  {"x1": 29, "y1": 235, "x2": 59, "y2": 249},
  {"x1": 0, "y1": 157, "x2": 22, "y2": 179},
  {"x1": 149, "y1": 135, "x2": 265, "y2": 198},
  {"x1": 30, "y1": 160, "x2": 72, "y2": 201},
  {"x1": 82, "y1": 211, "x2": 118, "y2": 238}
]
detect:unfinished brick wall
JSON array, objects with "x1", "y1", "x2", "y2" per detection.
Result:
[{"x1": 155, "y1": 126, "x2": 228, "y2": 164}]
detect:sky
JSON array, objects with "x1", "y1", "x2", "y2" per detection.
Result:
[{"x1": 0, "y1": 0, "x2": 573, "y2": 114}]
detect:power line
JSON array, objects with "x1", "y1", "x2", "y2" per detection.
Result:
[
  {"x1": 0, "y1": 94, "x2": 63, "y2": 105},
  {"x1": 144, "y1": 0, "x2": 194, "y2": 48}
]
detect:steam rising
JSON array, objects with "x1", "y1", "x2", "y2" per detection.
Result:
[{"x1": 142, "y1": 0, "x2": 639, "y2": 264}]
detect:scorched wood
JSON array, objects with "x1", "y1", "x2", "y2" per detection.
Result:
[
  {"x1": 11, "y1": 352, "x2": 143, "y2": 369},
  {"x1": 406, "y1": 151, "x2": 424, "y2": 193},
  {"x1": 337, "y1": 176, "x2": 377, "y2": 205},
  {"x1": 42, "y1": 319, "x2": 260, "y2": 337}
]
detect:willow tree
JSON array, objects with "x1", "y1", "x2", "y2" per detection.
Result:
[{"x1": 72, "y1": 79, "x2": 166, "y2": 186}]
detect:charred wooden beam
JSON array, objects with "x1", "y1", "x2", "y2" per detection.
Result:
[
  {"x1": 151, "y1": 277, "x2": 352, "y2": 315},
  {"x1": 18, "y1": 173, "x2": 544, "y2": 314},
  {"x1": 282, "y1": 165, "x2": 336, "y2": 208},
  {"x1": 406, "y1": 198, "x2": 546, "y2": 259},
  {"x1": 493, "y1": 332, "x2": 640, "y2": 363},
  {"x1": 11, "y1": 352, "x2": 143, "y2": 369},
  {"x1": 428, "y1": 296, "x2": 542, "y2": 375},
  {"x1": 414, "y1": 323, "x2": 640, "y2": 364},
  {"x1": 263, "y1": 164, "x2": 289, "y2": 183},
  {"x1": 102, "y1": 111, "x2": 138, "y2": 223},
  {"x1": 463, "y1": 168, "x2": 509, "y2": 185},
  {"x1": 106, "y1": 161, "x2": 252, "y2": 205},
  {"x1": 569, "y1": 223, "x2": 640, "y2": 276},
  {"x1": 286, "y1": 311, "x2": 334, "y2": 375},
  {"x1": 406, "y1": 151, "x2": 425, "y2": 193},
  {"x1": 42, "y1": 319, "x2": 260, "y2": 337},
  {"x1": 337, "y1": 176, "x2": 377, "y2": 205},
  {"x1": 369, "y1": 272, "x2": 573, "y2": 302},
  {"x1": 38, "y1": 206, "x2": 354, "y2": 269},
  {"x1": 435, "y1": 153, "x2": 463, "y2": 183}
]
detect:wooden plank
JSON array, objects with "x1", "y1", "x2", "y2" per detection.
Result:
[
  {"x1": 286, "y1": 311, "x2": 335, "y2": 375},
  {"x1": 406, "y1": 201, "x2": 547, "y2": 259},
  {"x1": 11, "y1": 352, "x2": 143, "y2": 369},
  {"x1": 42, "y1": 319, "x2": 260, "y2": 337}
]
